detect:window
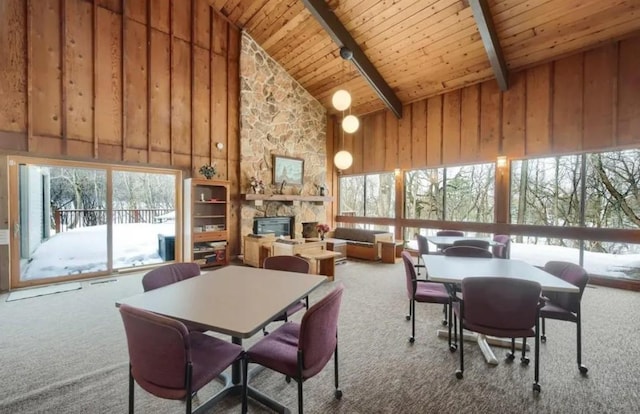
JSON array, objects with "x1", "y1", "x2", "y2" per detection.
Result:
[
  {"x1": 339, "y1": 173, "x2": 395, "y2": 218},
  {"x1": 510, "y1": 155, "x2": 582, "y2": 226},
  {"x1": 510, "y1": 149, "x2": 640, "y2": 280}
]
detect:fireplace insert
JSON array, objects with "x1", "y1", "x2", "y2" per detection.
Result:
[{"x1": 253, "y1": 217, "x2": 294, "y2": 238}]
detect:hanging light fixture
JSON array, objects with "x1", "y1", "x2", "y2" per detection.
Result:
[{"x1": 331, "y1": 89, "x2": 359, "y2": 170}]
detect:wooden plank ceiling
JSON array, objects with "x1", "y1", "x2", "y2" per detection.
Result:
[{"x1": 210, "y1": 0, "x2": 640, "y2": 117}]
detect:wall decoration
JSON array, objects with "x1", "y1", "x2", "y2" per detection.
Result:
[{"x1": 273, "y1": 155, "x2": 304, "y2": 185}]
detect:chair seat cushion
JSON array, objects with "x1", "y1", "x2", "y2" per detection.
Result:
[
  {"x1": 272, "y1": 300, "x2": 306, "y2": 322},
  {"x1": 540, "y1": 301, "x2": 578, "y2": 322},
  {"x1": 415, "y1": 282, "x2": 449, "y2": 304},
  {"x1": 248, "y1": 322, "x2": 301, "y2": 378}
]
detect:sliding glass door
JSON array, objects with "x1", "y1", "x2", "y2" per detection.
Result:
[{"x1": 8, "y1": 157, "x2": 181, "y2": 288}]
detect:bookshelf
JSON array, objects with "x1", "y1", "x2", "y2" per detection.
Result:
[{"x1": 183, "y1": 179, "x2": 229, "y2": 268}]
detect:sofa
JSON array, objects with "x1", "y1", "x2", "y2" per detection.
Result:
[{"x1": 328, "y1": 227, "x2": 394, "y2": 261}]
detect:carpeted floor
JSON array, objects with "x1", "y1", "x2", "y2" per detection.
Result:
[{"x1": 1, "y1": 259, "x2": 639, "y2": 413}]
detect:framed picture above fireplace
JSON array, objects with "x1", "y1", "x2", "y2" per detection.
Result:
[{"x1": 273, "y1": 155, "x2": 304, "y2": 185}]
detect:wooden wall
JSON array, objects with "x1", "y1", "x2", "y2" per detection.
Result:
[
  {"x1": 336, "y1": 35, "x2": 640, "y2": 174},
  {"x1": 0, "y1": 0, "x2": 239, "y2": 171},
  {"x1": 0, "y1": 0, "x2": 241, "y2": 255}
]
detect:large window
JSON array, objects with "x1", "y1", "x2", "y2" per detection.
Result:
[
  {"x1": 339, "y1": 173, "x2": 395, "y2": 218},
  {"x1": 405, "y1": 163, "x2": 495, "y2": 222},
  {"x1": 510, "y1": 149, "x2": 640, "y2": 280}
]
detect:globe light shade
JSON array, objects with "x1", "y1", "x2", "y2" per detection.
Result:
[
  {"x1": 342, "y1": 114, "x2": 360, "y2": 133},
  {"x1": 334, "y1": 150, "x2": 353, "y2": 170},
  {"x1": 332, "y1": 90, "x2": 352, "y2": 111}
]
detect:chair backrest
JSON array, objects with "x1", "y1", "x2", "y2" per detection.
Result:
[
  {"x1": 299, "y1": 284, "x2": 344, "y2": 377},
  {"x1": 119, "y1": 304, "x2": 191, "y2": 396},
  {"x1": 452, "y1": 239, "x2": 490, "y2": 250},
  {"x1": 543, "y1": 261, "x2": 589, "y2": 313},
  {"x1": 461, "y1": 277, "x2": 542, "y2": 331},
  {"x1": 416, "y1": 234, "x2": 429, "y2": 255},
  {"x1": 142, "y1": 262, "x2": 201, "y2": 292},
  {"x1": 263, "y1": 255, "x2": 311, "y2": 273},
  {"x1": 436, "y1": 230, "x2": 464, "y2": 237},
  {"x1": 401, "y1": 251, "x2": 418, "y2": 298},
  {"x1": 492, "y1": 235, "x2": 511, "y2": 259},
  {"x1": 443, "y1": 245, "x2": 493, "y2": 258}
]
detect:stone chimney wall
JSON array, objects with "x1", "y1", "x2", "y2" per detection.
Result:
[{"x1": 239, "y1": 32, "x2": 327, "y2": 247}]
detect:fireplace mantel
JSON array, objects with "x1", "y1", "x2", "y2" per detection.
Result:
[{"x1": 244, "y1": 194, "x2": 333, "y2": 205}]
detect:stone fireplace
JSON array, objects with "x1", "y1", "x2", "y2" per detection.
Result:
[{"x1": 239, "y1": 32, "x2": 328, "y2": 250}]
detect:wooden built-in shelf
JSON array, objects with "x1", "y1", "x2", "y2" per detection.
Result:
[{"x1": 244, "y1": 194, "x2": 333, "y2": 204}]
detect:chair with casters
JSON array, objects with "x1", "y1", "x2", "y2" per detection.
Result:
[
  {"x1": 401, "y1": 251, "x2": 450, "y2": 344},
  {"x1": 414, "y1": 233, "x2": 430, "y2": 276},
  {"x1": 119, "y1": 304, "x2": 244, "y2": 414},
  {"x1": 443, "y1": 245, "x2": 493, "y2": 258},
  {"x1": 452, "y1": 239, "x2": 491, "y2": 251},
  {"x1": 141, "y1": 263, "x2": 208, "y2": 332},
  {"x1": 452, "y1": 277, "x2": 544, "y2": 392},
  {"x1": 262, "y1": 255, "x2": 311, "y2": 335},
  {"x1": 492, "y1": 235, "x2": 511, "y2": 259},
  {"x1": 142, "y1": 262, "x2": 201, "y2": 292},
  {"x1": 435, "y1": 230, "x2": 464, "y2": 251},
  {"x1": 242, "y1": 284, "x2": 345, "y2": 414},
  {"x1": 540, "y1": 261, "x2": 589, "y2": 375}
]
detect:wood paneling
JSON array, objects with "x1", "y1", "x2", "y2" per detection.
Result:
[
  {"x1": 342, "y1": 36, "x2": 640, "y2": 172},
  {"x1": 0, "y1": 0, "x2": 239, "y2": 171},
  {"x1": 384, "y1": 111, "x2": 398, "y2": 171},
  {"x1": 0, "y1": 0, "x2": 27, "y2": 133},
  {"x1": 617, "y1": 37, "x2": 640, "y2": 146},
  {"x1": 552, "y1": 54, "x2": 583, "y2": 154},
  {"x1": 31, "y1": 0, "x2": 62, "y2": 137}
]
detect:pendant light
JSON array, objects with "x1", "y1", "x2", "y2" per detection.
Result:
[{"x1": 332, "y1": 89, "x2": 359, "y2": 170}]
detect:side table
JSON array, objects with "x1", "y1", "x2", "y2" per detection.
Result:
[{"x1": 381, "y1": 240, "x2": 404, "y2": 264}]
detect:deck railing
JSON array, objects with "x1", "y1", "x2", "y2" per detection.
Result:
[{"x1": 53, "y1": 208, "x2": 174, "y2": 233}]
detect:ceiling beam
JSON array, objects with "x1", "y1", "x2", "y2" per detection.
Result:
[
  {"x1": 469, "y1": 0, "x2": 509, "y2": 91},
  {"x1": 302, "y1": 0, "x2": 403, "y2": 118}
]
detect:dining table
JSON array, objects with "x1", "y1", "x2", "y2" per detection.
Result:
[
  {"x1": 116, "y1": 265, "x2": 327, "y2": 414},
  {"x1": 421, "y1": 254, "x2": 579, "y2": 365}
]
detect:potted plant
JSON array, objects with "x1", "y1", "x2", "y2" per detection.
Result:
[{"x1": 316, "y1": 223, "x2": 330, "y2": 240}]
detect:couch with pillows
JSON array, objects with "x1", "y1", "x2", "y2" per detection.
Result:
[{"x1": 327, "y1": 227, "x2": 394, "y2": 261}]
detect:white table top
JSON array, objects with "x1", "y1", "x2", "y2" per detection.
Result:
[
  {"x1": 426, "y1": 236, "x2": 500, "y2": 247},
  {"x1": 421, "y1": 255, "x2": 579, "y2": 293},
  {"x1": 116, "y1": 265, "x2": 327, "y2": 338}
]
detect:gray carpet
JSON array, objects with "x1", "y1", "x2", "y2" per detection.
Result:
[{"x1": 1, "y1": 259, "x2": 639, "y2": 413}]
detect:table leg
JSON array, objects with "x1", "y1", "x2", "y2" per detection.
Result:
[{"x1": 437, "y1": 329, "x2": 529, "y2": 366}]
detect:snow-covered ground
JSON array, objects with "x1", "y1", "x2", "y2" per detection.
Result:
[
  {"x1": 21, "y1": 222, "x2": 176, "y2": 281},
  {"x1": 406, "y1": 239, "x2": 640, "y2": 280},
  {"x1": 21, "y1": 224, "x2": 640, "y2": 282}
]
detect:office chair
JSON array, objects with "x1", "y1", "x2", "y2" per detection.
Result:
[
  {"x1": 119, "y1": 304, "x2": 244, "y2": 413},
  {"x1": 401, "y1": 251, "x2": 449, "y2": 344},
  {"x1": 242, "y1": 285, "x2": 345, "y2": 414},
  {"x1": 540, "y1": 261, "x2": 589, "y2": 375},
  {"x1": 452, "y1": 277, "x2": 544, "y2": 392},
  {"x1": 262, "y1": 255, "x2": 311, "y2": 335}
]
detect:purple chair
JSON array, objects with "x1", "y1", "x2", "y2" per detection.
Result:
[
  {"x1": 242, "y1": 285, "x2": 344, "y2": 414},
  {"x1": 541, "y1": 261, "x2": 589, "y2": 375},
  {"x1": 401, "y1": 251, "x2": 449, "y2": 344},
  {"x1": 443, "y1": 245, "x2": 493, "y2": 258},
  {"x1": 492, "y1": 235, "x2": 511, "y2": 259},
  {"x1": 141, "y1": 263, "x2": 207, "y2": 332},
  {"x1": 262, "y1": 255, "x2": 311, "y2": 334},
  {"x1": 452, "y1": 277, "x2": 543, "y2": 392},
  {"x1": 142, "y1": 262, "x2": 201, "y2": 292},
  {"x1": 452, "y1": 239, "x2": 491, "y2": 251},
  {"x1": 119, "y1": 304, "x2": 244, "y2": 414},
  {"x1": 414, "y1": 233, "x2": 430, "y2": 276},
  {"x1": 435, "y1": 230, "x2": 464, "y2": 251}
]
